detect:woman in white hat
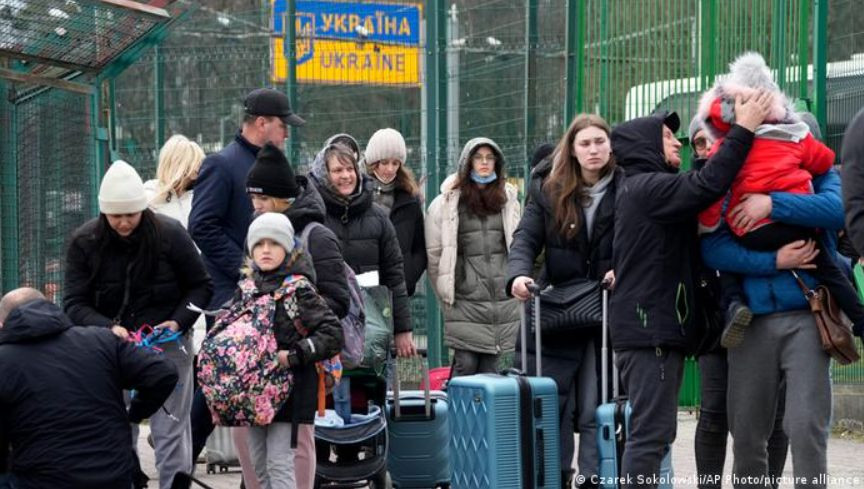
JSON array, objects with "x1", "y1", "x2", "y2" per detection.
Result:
[{"x1": 64, "y1": 160, "x2": 213, "y2": 489}]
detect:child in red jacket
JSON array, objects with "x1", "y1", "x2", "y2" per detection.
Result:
[{"x1": 696, "y1": 51, "x2": 864, "y2": 347}]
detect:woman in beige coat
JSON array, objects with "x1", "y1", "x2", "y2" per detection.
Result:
[{"x1": 426, "y1": 137, "x2": 522, "y2": 377}]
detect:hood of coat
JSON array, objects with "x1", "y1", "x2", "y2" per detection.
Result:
[
  {"x1": 0, "y1": 299, "x2": 73, "y2": 345},
  {"x1": 309, "y1": 134, "x2": 364, "y2": 191},
  {"x1": 283, "y1": 175, "x2": 327, "y2": 230},
  {"x1": 612, "y1": 111, "x2": 679, "y2": 176},
  {"x1": 457, "y1": 137, "x2": 506, "y2": 177}
]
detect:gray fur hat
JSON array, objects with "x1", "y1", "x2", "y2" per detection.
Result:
[{"x1": 696, "y1": 52, "x2": 798, "y2": 140}]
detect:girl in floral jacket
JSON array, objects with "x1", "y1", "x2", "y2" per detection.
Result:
[{"x1": 209, "y1": 212, "x2": 342, "y2": 489}]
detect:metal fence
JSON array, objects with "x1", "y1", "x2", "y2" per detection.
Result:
[{"x1": 5, "y1": 0, "x2": 864, "y2": 378}]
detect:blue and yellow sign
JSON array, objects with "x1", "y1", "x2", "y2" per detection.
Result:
[{"x1": 271, "y1": 0, "x2": 421, "y2": 86}]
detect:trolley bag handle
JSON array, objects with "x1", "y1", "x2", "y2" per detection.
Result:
[
  {"x1": 391, "y1": 348, "x2": 431, "y2": 421},
  {"x1": 600, "y1": 278, "x2": 614, "y2": 404},
  {"x1": 520, "y1": 283, "x2": 543, "y2": 376}
]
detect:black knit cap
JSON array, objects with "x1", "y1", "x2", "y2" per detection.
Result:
[{"x1": 246, "y1": 143, "x2": 300, "y2": 198}]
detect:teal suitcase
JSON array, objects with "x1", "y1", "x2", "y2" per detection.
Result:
[
  {"x1": 448, "y1": 287, "x2": 560, "y2": 489},
  {"x1": 387, "y1": 351, "x2": 451, "y2": 488}
]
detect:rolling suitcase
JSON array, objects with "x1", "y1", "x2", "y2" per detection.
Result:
[
  {"x1": 204, "y1": 426, "x2": 241, "y2": 474},
  {"x1": 596, "y1": 285, "x2": 673, "y2": 489},
  {"x1": 448, "y1": 285, "x2": 560, "y2": 489},
  {"x1": 387, "y1": 350, "x2": 451, "y2": 488}
]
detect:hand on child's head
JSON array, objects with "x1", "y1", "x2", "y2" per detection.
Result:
[{"x1": 735, "y1": 90, "x2": 774, "y2": 132}]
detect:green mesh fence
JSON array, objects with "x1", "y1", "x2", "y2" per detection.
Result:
[{"x1": 1, "y1": 87, "x2": 95, "y2": 302}]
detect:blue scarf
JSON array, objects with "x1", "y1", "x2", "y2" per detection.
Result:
[{"x1": 470, "y1": 170, "x2": 498, "y2": 184}]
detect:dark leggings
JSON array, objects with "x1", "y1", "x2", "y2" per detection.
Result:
[
  {"x1": 696, "y1": 350, "x2": 788, "y2": 489},
  {"x1": 738, "y1": 222, "x2": 864, "y2": 326}
]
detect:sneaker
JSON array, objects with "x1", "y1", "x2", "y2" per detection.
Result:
[{"x1": 720, "y1": 302, "x2": 753, "y2": 349}]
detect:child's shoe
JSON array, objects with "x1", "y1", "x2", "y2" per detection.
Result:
[{"x1": 720, "y1": 301, "x2": 753, "y2": 349}]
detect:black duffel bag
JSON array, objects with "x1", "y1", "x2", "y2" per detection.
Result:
[{"x1": 526, "y1": 279, "x2": 602, "y2": 333}]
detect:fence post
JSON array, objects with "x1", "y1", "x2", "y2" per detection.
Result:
[
  {"x1": 424, "y1": 0, "x2": 448, "y2": 368},
  {"x1": 813, "y1": 0, "x2": 827, "y2": 133},
  {"x1": 523, "y1": 0, "x2": 538, "y2": 172},
  {"x1": 1, "y1": 85, "x2": 19, "y2": 293},
  {"x1": 154, "y1": 44, "x2": 165, "y2": 152},
  {"x1": 285, "y1": 0, "x2": 300, "y2": 165},
  {"x1": 797, "y1": 0, "x2": 811, "y2": 104},
  {"x1": 564, "y1": 0, "x2": 584, "y2": 123}
]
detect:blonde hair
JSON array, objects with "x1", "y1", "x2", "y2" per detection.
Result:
[{"x1": 152, "y1": 134, "x2": 205, "y2": 204}]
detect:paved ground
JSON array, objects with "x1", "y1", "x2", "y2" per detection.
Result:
[{"x1": 138, "y1": 411, "x2": 864, "y2": 488}]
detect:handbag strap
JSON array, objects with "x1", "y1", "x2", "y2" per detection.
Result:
[{"x1": 790, "y1": 270, "x2": 817, "y2": 299}]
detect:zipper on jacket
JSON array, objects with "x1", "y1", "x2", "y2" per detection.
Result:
[
  {"x1": 113, "y1": 259, "x2": 135, "y2": 326},
  {"x1": 480, "y1": 215, "x2": 501, "y2": 351}
]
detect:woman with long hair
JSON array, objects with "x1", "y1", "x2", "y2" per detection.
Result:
[
  {"x1": 364, "y1": 128, "x2": 427, "y2": 296},
  {"x1": 507, "y1": 114, "x2": 620, "y2": 489},
  {"x1": 144, "y1": 134, "x2": 204, "y2": 228},
  {"x1": 64, "y1": 160, "x2": 212, "y2": 489},
  {"x1": 426, "y1": 137, "x2": 521, "y2": 377}
]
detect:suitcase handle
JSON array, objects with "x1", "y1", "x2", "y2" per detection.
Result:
[
  {"x1": 391, "y1": 348, "x2": 431, "y2": 420},
  {"x1": 520, "y1": 283, "x2": 543, "y2": 376},
  {"x1": 600, "y1": 280, "x2": 614, "y2": 404}
]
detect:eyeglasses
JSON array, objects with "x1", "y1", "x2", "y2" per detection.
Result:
[
  {"x1": 472, "y1": 154, "x2": 497, "y2": 163},
  {"x1": 693, "y1": 137, "x2": 709, "y2": 150}
]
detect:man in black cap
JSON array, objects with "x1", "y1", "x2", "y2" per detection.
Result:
[
  {"x1": 607, "y1": 92, "x2": 771, "y2": 488},
  {"x1": 187, "y1": 88, "x2": 305, "y2": 465}
]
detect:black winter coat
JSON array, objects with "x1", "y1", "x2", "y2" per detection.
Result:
[
  {"x1": 64, "y1": 214, "x2": 213, "y2": 332},
  {"x1": 0, "y1": 300, "x2": 177, "y2": 489},
  {"x1": 610, "y1": 114, "x2": 754, "y2": 351},
  {"x1": 189, "y1": 133, "x2": 259, "y2": 308},
  {"x1": 284, "y1": 175, "x2": 351, "y2": 319},
  {"x1": 507, "y1": 159, "x2": 620, "y2": 354},
  {"x1": 843, "y1": 106, "x2": 864, "y2": 257},
  {"x1": 314, "y1": 176, "x2": 413, "y2": 333},
  {"x1": 241, "y1": 254, "x2": 343, "y2": 424},
  {"x1": 389, "y1": 189, "x2": 427, "y2": 296}
]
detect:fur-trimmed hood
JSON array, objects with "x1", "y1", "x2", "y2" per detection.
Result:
[{"x1": 696, "y1": 52, "x2": 800, "y2": 140}]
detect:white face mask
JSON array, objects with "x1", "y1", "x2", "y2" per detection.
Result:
[{"x1": 374, "y1": 169, "x2": 397, "y2": 184}]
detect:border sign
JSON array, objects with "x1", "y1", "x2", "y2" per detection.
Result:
[{"x1": 272, "y1": 0, "x2": 422, "y2": 86}]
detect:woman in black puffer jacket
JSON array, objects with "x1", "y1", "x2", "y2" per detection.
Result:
[
  {"x1": 64, "y1": 160, "x2": 212, "y2": 489},
  {"x1": 309, "y1": 135, "x2": 416, "y2": 358},
  {"x1": 363, "y1": 128, "x2": 427, "y2": 296},
  {"x1": 506, "y1": 114, "x2": 620, "y2": 489}
]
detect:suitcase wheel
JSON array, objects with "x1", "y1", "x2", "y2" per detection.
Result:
[
  {"x1": 219, "y1": 464, "x2": 229, "y2": 473},
  {"x1": 206, "y1": 464, "x2": 215, "y2": 475}
]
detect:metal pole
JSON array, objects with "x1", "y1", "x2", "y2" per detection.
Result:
[
  {"x1": 154, "y1": 44, "x2": 165, "y2": 152},
  {"x1": 564, "y1": 0, "x2": 582, "y2": 123},
  {"x1": 813, "y1": 0, "x2": 827, "y2": 134},
  {"x1": 772, "y1": 0, "x2": 788, "y2": 90},
  {"x1": 523, "y1": 0, "x2": 538, "y2": 175},
  {"x1": 424, "y1": 0, "x2": 444, "y2": 367},
  {"x1": 285, "y1": 0, "x2": 299, "y2": 164},
  {"x1": 1, "y1": 86, "x2": 19, "y2": 293},
  {"x1": 797, "y1": 0, "x2": 811, "y2": 104},
  {"x1": 699, "y1": 0, "x2": 717, "y2": 89},
  {"x1": 447, "y1": 4, "x2": 460, "y2": 174}
]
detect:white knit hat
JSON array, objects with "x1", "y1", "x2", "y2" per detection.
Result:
[
  {"x1": 247, "y1": 212, "x2": 295, "y2": 255},
  {"x1": 98, "y1": 160, "x2": 148, "y2": 214},
  {"x1": 364, "y1": 128, "x2": 407, "y2": 165}
]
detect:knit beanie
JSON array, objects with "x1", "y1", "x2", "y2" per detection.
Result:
[
  {"x1": 798, "y1": 112, "x2": 822, "y2": 141},
  {"x1": 247, "y1": 212, "x2": 295, "y2": 255},
  {"x1": 99, "y1": 160, "x2": 148, "y2": 214},
  {"x1": 364, "y1": 128, "x2": 407, "y2": 165},
  {"x1": 246, "y1": 143, "x2": 300, "y2": 198},
  {"x1": 688, "y1": 115, "x2": 704, "y2": 146}
]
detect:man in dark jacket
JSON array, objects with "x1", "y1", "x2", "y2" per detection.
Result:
[
  {"x1": 609, "y1": 92, "x2": 771, "y2": 487},
  {"x1": 188, "y1": 88, "x2": 305, "y2": 463},
  {"x1": 189, "y1": 88, "x2": 305, "y2": 312},
  {"x1": 0, "y1": 288, "x2": 177, "y2": 489},
  {"x1": 842, "y1": 106, "x2": 864, "y2": 261}
]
